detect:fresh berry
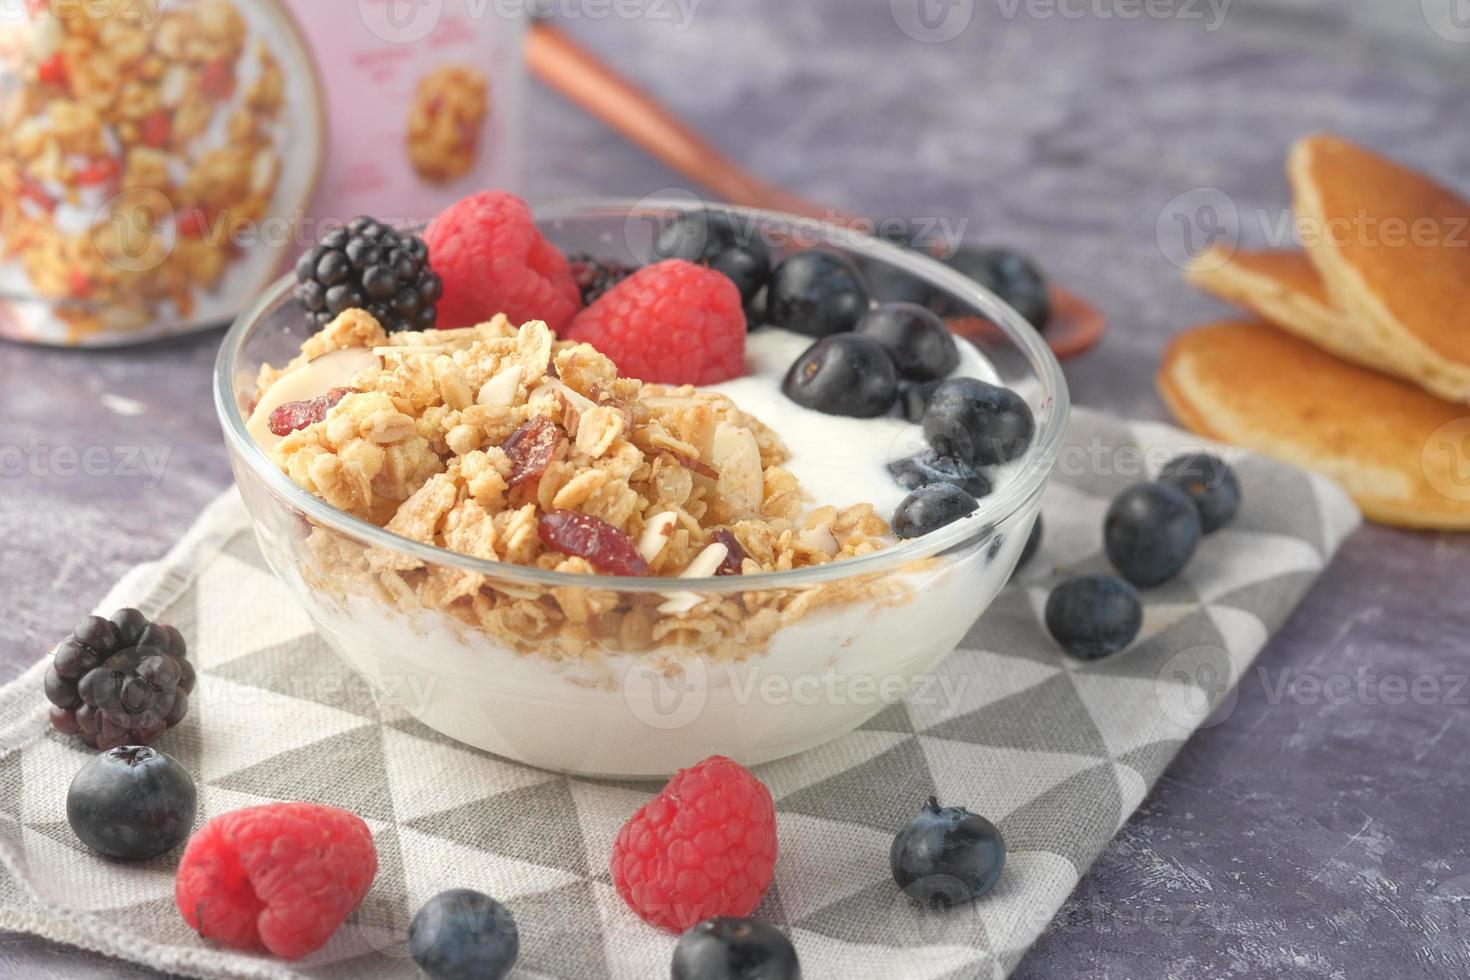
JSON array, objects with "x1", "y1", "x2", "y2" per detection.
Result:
[
  {"x1": 855, "y1": 302, "x2": 959, "y2": 381},
  {"x1": 766, "y1": 249, "x2": 871, "y2": 338},
  {"x1": 67, "y1": 746, "x2": 196, "y2": 861},
  {"x1": 564, "y1": 259, "x2": 746, "y2": 385},
  {"x1": 1159, "y1": 452, "x2": 1241, "y2": 535},
  {"x1": 923, "y1": 378, "x2": 1034, "y2": 467},
  {"x1": 888, "y1": 451, "x2": 992, "y2": 498},
  {"x1": 175, "y1": 803, "x2": 377, "y2": 960},
  {"x1": 539, "y1": 511, "x2": 651, "y2": 576},
  {"x1": 861, "y1": 252, "x2": 937, "y2": 308},
  {"x1": 45, "y1": 609, "x2": 194, "y2": 749},
  {"x1": 781, "y1": 334, "x2": 897, "y2": 418},
  {"x1": 1104, "y1": 482, "x2": 1201, "y2": 587},
  {"x1": 655, "y1": 209, "x2": 772, "y2": 309},
  {"x1": 424, "y1": 191, "x2": 580, "y2": 332},
  {"x1": 409, "y1": 889, "x2": 519, "y2": 980},
  {"x1": 611, "y1": 755, "x2": 777, "y2": 932},
  {"x1": 294, "y1": 216, "x2": 442, "y2": 333},
  {"x1": 1045, "y1": 575, "x2": 1143, "y2": 659},
  {"x1": 672, "y1": 917, "x2": 800, "y2": 980},
  {"x1": 892, "y1": 483, "x2": 979, "y2": 540},
  {"x1": 890, "y1": 797, "x2": 1006, "y2": 906},
  {"x1": 896, "y1": 379, "x2": 943, "y2": 423},
  {"x1": 1015, "y1": 515, "x2": 1043, "y2": 573},
  {"x1": 568, "y1": 252, "x2": 636, "y2": 306},
  {"x1": 944, "y1": 245, "x2": 1050, "y2": 331}
]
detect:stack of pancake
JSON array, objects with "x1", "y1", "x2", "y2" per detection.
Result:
[{"x1": 1160, "y1": 133, "x2": 1470, "y2": 530}]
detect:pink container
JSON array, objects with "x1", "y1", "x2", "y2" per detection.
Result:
[{"x1": 0, "y1": 0, "x2": 523, "y2": 346}]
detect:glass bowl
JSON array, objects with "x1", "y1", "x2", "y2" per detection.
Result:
[{"x1": 214, "y1": 197, "x2": 1070, "y2": 777}]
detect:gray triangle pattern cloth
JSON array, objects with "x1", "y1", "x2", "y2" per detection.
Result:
[{"x1": 0, "y1": 410, "x2": 1360, "y2": 980}]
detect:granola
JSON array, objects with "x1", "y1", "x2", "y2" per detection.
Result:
[
  {"x1": 0, "y1": 0, "x2": 285, "y2": 341},
  {"x1": 257, "y1": 310, "x2": 913, "y2": 666},
  {"x1": 406, "y1": 65, "x2": 488, "y2": 184}
]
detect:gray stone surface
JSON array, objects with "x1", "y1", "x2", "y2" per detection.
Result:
[{"x1": 3, "y1": 2, "x2": 1468, "y2": 977}]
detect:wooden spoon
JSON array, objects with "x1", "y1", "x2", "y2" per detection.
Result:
[{"x1": 524, "y1": 22, "x2": 1105, "y2": 359}]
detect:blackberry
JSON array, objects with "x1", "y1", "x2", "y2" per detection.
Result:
[
  {"x1": 45, "y1": 608, "x2": 194, "y2": 750},
  {"x1": 294, "y1": 216, "x2": 442, "y2": 333},
  {"x1": 567, "y1": 252, "x2": 636, "y2": 306}
]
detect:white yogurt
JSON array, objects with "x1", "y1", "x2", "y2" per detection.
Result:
[{"x1": 710, "y1": 327, "x2": 1015, "y2": 518}]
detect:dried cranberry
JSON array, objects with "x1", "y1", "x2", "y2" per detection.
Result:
[
  {"x1": 712, "y1": 528, "x2": 747, "y2": 576},
  {"x1": 267, "y1": 388, "x2": 351, "y2": 437},
  {"x1": 538, "y1": 511, "x2": 650, "y2": 576},
  {"x1": 502, "y1": 417, "x2": 562, "y2": 487}
]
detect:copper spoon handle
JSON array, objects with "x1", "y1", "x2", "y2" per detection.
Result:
[
  {"x1": 524, "y1": 23, "x2": 847, "y2": 222},
  {"x1": 525, "y1": 22, "x2": 1104, "y2": 359}
]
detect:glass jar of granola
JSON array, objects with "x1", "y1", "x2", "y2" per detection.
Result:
[{"x1": 0, "y1": 0, "x2": 523, "y2": 345}]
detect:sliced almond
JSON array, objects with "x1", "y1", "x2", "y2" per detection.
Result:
[
  {"x1": 796, "y1": 524, "x2": 839, "y2": 556},
  {"x1": 477, "y1": 365, "x2": 521, "y2": 407},
  {"x1": 656, "y1": 542, "x2": 731, "y2": 615},
  {"x1": 250, "y1": 148, "x2": 278, "y2": 196},
  {"x1": 710, "y1": 421, "x2": 763, "y2": 521},
  {"x1": 159, "y1": 64, "x2": 189, "y2": 108},
  {"x1": 246, "y1": 347, "x2": 380, "y2": 450},
  {"x1": 637, "y1": 511, "x2": 679, "y2": 563}
]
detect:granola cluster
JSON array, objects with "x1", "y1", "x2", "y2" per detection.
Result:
[
  {"x1": 259, "y1": 310, "x2": 908, "y2": 665},
  {"x1": 406, "y1": 64, "x2": 488, "y2": 184},
  {"x1": 0, "y1": 0, "x2": 285, "y2": 340}
]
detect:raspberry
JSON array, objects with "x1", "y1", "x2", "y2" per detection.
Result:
[
  {"x1": 610, "y1": 755, "x2": 777, "y2": 932},
  {"x1": 175, "y1": 803, "x2": 377, "y2": 960},
  {"x1": 563, "y1": 260, "x2": 747, "y2": 386},
  {"x1": 424, "y1": 191, "x2": 581, "y2": 333}
]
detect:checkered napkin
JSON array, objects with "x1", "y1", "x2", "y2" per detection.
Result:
[{"x1": 0, "y1": 409, "x2": 1358, "y2": 980}]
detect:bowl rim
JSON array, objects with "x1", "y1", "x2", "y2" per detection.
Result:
[{"x1": 213, "y1": 196, "x2": 1071, "y2": 593}]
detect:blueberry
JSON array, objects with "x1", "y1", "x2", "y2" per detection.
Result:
[
  {"x1": 767, "y1": 249, "x2": 870, "y2": 338},
  {"x1": 1045, "y1": 575, "x2": 1143, "y2": 659},
  {"x1": 781, "y1": 335, "x2": 897, "y2": 418},
  {"x1": 892, "y1": 483, "x2": 978, "y2": 539},
  {"x1": 1105, "y1": 482, "x2": 1201, "y2": 587},
  {"x1": 671, "y1": 917, "x2": 800, "y2": 980},
  {"x1": 66, "y1": 746, "x2": 195, "y2": 860},
  {"x1": 1016, "y1": 515, "x2": 1043, "y2": 572},
  {"x1": 409, "y1": 889, "x2": 519, "y2": 980},
  {"x1": 923, "y1": 378, "x2": 1034, "y2": 466},
  {"x1": 887, "y1": 451, "x2": 991, "y2": 498},
  {"x1": 860, "y1": 252, "x2": 937, "y2": 308},
  {"x1": 655, "y1": 209, "x2": 771, "y2": 308},
  {"x1": 1159, "y1": 452, "x2": 1241, "y2": 535},
  {"x1": 855, "y1": 302, "x2": 959, "y2": 381},
  {"x1": 944, "y1": 245, "x2": 1050, "y2": 330},
  {"x1": 890, "y1": 797, "x2": 1005, "y2": 906},
  {"x1": 896, "y1": 379, "x2": 943, "y2": 423}
]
